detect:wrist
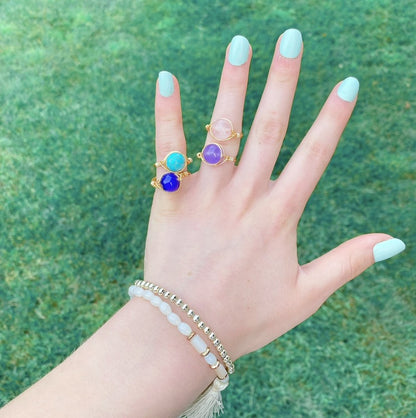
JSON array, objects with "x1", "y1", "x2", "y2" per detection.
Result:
[{"x1": 133, "y1": 280, "x2": 235, "y2": 375}]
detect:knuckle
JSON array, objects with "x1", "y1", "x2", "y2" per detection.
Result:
[
  {"x1": 156, "y1": 136, "x2": 183, "y2": 157},
  {"x1": 304, "y1": 138, "x2": 333, "y2": 161},
  {"x1": 156, "y1": 112, "x2": 182, "y2": 129},
  {"x1": 254, "y1": 115, "x2": 287, "y2": 145}
]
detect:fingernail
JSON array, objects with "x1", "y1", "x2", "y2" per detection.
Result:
[
  {"x1": 337, "y1": 76, "x2": 360, "y2": 102},
  {"x1": 228, "y1": 35, "x2": 250, "y2": 66},
  {"x1": 279, "y1": 28, "x2": 302, "y2": 59},
  {"x1": 158, "y1": 71, "x2": 174, "y2": 97},
  {"x1": 373, "y1": 238, "x2": 406, "y2": 262}
]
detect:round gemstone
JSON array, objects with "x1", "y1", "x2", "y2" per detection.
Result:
[
  {"x1": 210, "y1": 118, "x2": 233, "y2": 141},
  {"x1": 166, "y1": 152, "x2": 186, "y2": 172},
  {"x1": 160, "y1": 172, "x2": 180, "y2": 192},
  {"x1": 202, "y1": 143, "x2": 223, "y2": 165}
]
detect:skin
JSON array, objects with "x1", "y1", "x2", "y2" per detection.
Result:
[{"x1": 0, "y1": 31, "x2": 393, "y2": 417}]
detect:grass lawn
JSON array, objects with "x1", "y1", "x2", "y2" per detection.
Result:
[{"x1": 0, "y1": 0, "x2": 415, "y2": 416}]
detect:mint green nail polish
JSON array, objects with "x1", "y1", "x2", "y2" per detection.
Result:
[
  {"x1": 373, "y1": 238, "x2": 406, "y2": 262},
  {"x1": 158, "y1": 71, "x2": 174, "y2": 97},
  {"x1": 279, "y1": 28, "x2": 302, "y2": 59},
  {"x1": 337, "y1": 77, "x2": 359, "y2": 102},
  {"x1": 228, "y1": 35, "x2": 250, "y2": 66}
]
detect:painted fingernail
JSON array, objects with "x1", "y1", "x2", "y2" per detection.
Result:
[
  {"x1": 373, "y1": 238, "x2": 406, "y2": 262},
  {"x1": 228, "y1": 35, "x2": 250, "y2": 66},
  {"x1": 158, "y1": 71, "x2": 174, "y2": 97},
  {"x1": 279, "y1": 28, "x2": 302, "y2": 59},
  {"x1": 337, "y1": 76, "x2": 360, "y2": 102}
]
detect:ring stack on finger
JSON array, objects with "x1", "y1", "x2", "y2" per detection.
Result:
[
  {"x1": 151, "y1": 151, "x2": 192, "y2": 192},
  {"x1": 198, "y1": 118, "x2": 242, "y2": 166}
]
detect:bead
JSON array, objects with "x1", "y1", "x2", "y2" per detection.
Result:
[
  {"x1": 132, "y1": 286, "x2": 144, "y2": 297},
  {"x1": 203, "y1": 326, "x2": 211, "y2": 335},
  {"x1": 211, "y1": 360, "x2": 220, "y2": 369},
  {"x1": 167, "y1": 313, "x2": 181, "y2": 326},
  {"x1": 213, "y1": 339, "x2": 220, "y2": 346},
  {"x1": 166, "y1": 152, "x2": 186, "y2": 172},
  {"x1": 143, "y1": 290, "x2": 153, "y2": 300},
  {"x1": 218, "y1": 344, "x2": 223, "y2": 351},
  {"x1": 216, "y1": 363, "x2": 228, "y2": 380},
  {"x1": 150, "y1": 295, "x2": 162, "y2": 307},
  {"x1": 158, "y1": 288, "x2": 164, "y2": 295},
  {"x1": 181, "y1": 303, "x2": 188, "y2": 311},
  {"x1": 153, "y1": 285, "x2": 159, "y2": 293},
  {"x1": 178, "y1": 322, "x2": 192, "y2": 337},
  {"x1": 202, "y1": 143, "x2": 223, "y2": 165},
  {"x1": 160, "y1": 172, "x2": 180, "y2": 192},
  {"x1": 204, "y1": 352, "x2": 218, "y2": 366},
  {"x1": 187, "y1": 309, "x2": 194, "y2": 317},
  {"x1": 190, "y1": 335, "x2": 207, "y2": 354},
  {"x1": 197, "y1": 321, "x2": 205, "y2": 329},
  {"x1": 210, "y1": 118, "x2": 233, "y2": 141},
  {"x1": 128, "y1": 285, "x2": 136, "y2": 298},
  {"x1": 221, "y1": 350, "x2": 227, "y2": 358},
  {"x1": 175, "y1": 299, "x2": 182, "y2": 306},
  {"x1": 159, "y1": 302, "x2": 172, "y2": 316},
  {"x1": 164, "y1": 290, "x2": 170, "y2": 298},
  {"x1": 209, "y1": 333, "x2": 216, "y2": 341},
  {"x1": 170, "y1": 294, "x2": 177, "y2": 303},
  {"x1": 148, "y1": 283, "x2": 154, "y2": 290},
  {"x1": 193, "y1": 314, "x2": 200, "y2": 323}
]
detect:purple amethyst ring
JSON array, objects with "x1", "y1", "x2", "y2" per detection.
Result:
[{"x1": 197, "y1": 143, "x2": 236, "y2": 166}]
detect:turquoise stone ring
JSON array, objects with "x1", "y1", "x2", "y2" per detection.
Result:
[
  {"x1": 155, "y1": 151, "x2": 192, "y2": 173},
  {"x1": 166, "y1": 152, "x2": 186, "y2": 172}
]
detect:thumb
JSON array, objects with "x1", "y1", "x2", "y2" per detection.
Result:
[{"x1": 299, "y1": 234, "x2": 406, "y2": 301}]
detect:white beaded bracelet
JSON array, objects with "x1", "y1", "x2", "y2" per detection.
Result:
[
  {"x1": 135, "y1": 280, "x2": 235, "y2": 375},
  {"x1": 128, "y1": 285, "x2": 229, "y2": 382},
  {"x1": 128, "y1": 284, "x2": 229, "y2": 418}
]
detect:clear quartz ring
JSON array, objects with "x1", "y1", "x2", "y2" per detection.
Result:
[{"x1": 205, "y1": 118, "x2": 243, "y2": 142}]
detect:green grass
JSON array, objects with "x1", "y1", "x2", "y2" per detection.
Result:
[{"x1": 0, "y1": 0, "x2": 415, "y2": 416}]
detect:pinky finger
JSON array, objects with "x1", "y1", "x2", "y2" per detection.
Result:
[{"x1": 298, "y1": 234, "x2": 406, "y2": 304}]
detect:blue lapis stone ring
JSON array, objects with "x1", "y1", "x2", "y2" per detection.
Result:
[
  {"x1": 151, "y1": 171, "x2": 191, "y2": 192},
  {"x1": 154, "y1": 151, "x2": 192, "y2": 173}
]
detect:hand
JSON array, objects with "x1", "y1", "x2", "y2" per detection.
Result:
[{"x1": 143, "y1": 29, "x2": 405, "y2": 360}]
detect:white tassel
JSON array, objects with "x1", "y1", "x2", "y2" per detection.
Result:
[{"x1": 180, "y1": 377, "x2": 229, "y2": 418}]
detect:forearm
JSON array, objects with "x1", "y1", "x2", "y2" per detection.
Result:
[{"x1": 1, "y1": 298, "x2": 214, "y2": 418}]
